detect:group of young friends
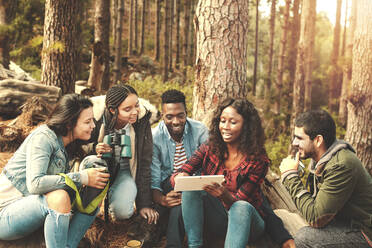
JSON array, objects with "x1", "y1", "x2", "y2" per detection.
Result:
[{"x1": 0, "y1": 85, "x2": 370, "y2": 248}]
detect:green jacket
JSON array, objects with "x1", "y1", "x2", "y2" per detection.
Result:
[{"x1": 282, "y1": 140, "x2": 372, "y2": 239}]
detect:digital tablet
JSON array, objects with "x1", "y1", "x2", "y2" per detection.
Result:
[{"x1": 174, "y1": 175, "x2": 225, "y2": 191}]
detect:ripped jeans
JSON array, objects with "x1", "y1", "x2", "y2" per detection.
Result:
[{"x1": 0, "y1": 194, "x2": 96, "y2": 248}]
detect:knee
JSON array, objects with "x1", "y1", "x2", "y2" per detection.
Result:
[
  {"x1": 45, "y1": 189, "x2": 71, "y2": 213},
  {"x1": 182, "y1": 190, "x2": 201, "y2": 202},
  {"x1": 109, "y1": 203, "x2": 135, "y2": 220},
  {"x1": 79, "y1": 155, "x2": 107, "y2": 170},
  {"x1": 294, "y1": 226, "x2": 313, "y2": 248},
  {"x1": 230, "y1": 200, "x2": 255, "y2": 216}
]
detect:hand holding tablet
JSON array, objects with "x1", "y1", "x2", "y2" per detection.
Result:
[{"x1": 174, "y1": 175, "x2": 225, "y2": 191}]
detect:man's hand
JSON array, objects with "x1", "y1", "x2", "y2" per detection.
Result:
[
  {"x1": 161, "y1": 190, "x2": 181, "y2": 207},
  {"x1": 139, "y1": 207, "x2": 159, "y2": 224},
  {"x1": 279, "y1": 153, "x2": 300, "y2": 175},
  {"x1": 86, "y1": 167, "x2": 110, "y2": 189}
]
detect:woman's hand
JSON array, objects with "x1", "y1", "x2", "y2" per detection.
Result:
[
  {"x1": 203, "y1": 182, "x2": 227, "y2": 199},
  {"x1": 139, "y1": 207, "x2": 159, "y2": 224},
  {"x1": 162, "y1": 190, "x2": 182, "y2": 207},
  {"x1": 95, "y1": 142, "x2": 112, "y2": 158},
  {"x1": 86, "y1": 167, "x2": 110, "y2": 189}
]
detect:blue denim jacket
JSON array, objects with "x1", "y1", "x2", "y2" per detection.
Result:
[
  {"x1": 2, "y1": 124, "x2": 83, "y2": 196},
  {"x1": 151, "y1": 118, "x2": 208, "y2": 191}
]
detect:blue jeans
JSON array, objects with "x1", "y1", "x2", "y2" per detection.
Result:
[
  {"x1": 182, "y1": 191, "x2": 265, "y2": 248},
  {"x1": 0, "y1": 194, "x2": 96, "y2": 248}
]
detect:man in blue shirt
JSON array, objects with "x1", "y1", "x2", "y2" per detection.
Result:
[{"x1": 151, "y1": 90, "x2": 208, "y2": 247}]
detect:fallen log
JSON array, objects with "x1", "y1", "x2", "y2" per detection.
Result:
[{"x1": 0, "y1": 79, "x2": 61, "y2": 118}]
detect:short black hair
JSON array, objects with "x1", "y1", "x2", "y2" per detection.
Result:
[
  {"x1": 295, "y1": 109, "x2": 336, "y2": 149},
  {"x1": 161, "y1": 89, "x2": 186, "y2": 108}
]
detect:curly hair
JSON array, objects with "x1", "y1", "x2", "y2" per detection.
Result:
[
  {"x1": 209, "y1": 98, "x2": 266, "y2": 161},
  {"x1": 161, "y1": 89, "x2": 186, "y2": 109}
]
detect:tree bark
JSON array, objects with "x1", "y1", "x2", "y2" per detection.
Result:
[
  {"x1": 345, "y1": 0, "x2": 372, "y2": 176},
  {"x1": 339, "y1": 0, "x2": 356, "y2": 127},
  {"x1": 193, "y1": 0, "x2": 249, "y2": 126},
  {"x1": 264, "y1": 0, "x2": 276, "y2": 103},
  {"x1": 134, "y1": 0, "x2": 138, "y2": 52},
  {"x1": 188, "y1": 0, "x2": 196, "y2": 66},
  {"x1": 252, "y1": 0, "x2": 259, "y2": 96},
  {"x1": 163, "y1": 0, "x2": 171, "y2": 82},
  {"x1": 41, "y1": 0, "x2": 80, "y2": 94},
  {"x1": 128, "y1": 0, "x2": 134, "y2": 56},
  {"x1": 140, "y1": 0, "x2": 146, "y2": 54},
  {"x1": 274, "y1": 0, "x2": 290, "y2": 114},
  {"x1": 87, "y1": 0, "x2": 110, "y2": 91},
  {"x1": 183, "y1": 0, "x2": 191, "y2": 68},
  {"x1": 169, "y1": 0, "x2": 174, "y2": 72},
  {"x1": 175, "y1": 0, "x2": 181, "y2": 69},
  {"x1": 154, "y1": 0, "x2": 161, "y2": 61},
  {"x1": 328, "y1": 0, "x2": 342, "y2": 113},
  {"x1": 113, "y1": 0, "x2": 124, "y2": 84}
]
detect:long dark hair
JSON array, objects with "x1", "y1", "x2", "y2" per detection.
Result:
[
  {"x1": 209, "y1": 98, "x2": 266, "y2": 161},
  {"x1": 103, "y1": 84, "x2": 138, "y2": 132},
  {"x1": 47, "y1": 94, "x2": 93, "y2": 158}
]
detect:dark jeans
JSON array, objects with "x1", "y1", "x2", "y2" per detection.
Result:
[
  {"x1": 295, "y1": 219, "x2": 371, "y2": 248},
  {"x1": 154, "y1": 177, "x2": 185, "y2": 248}
]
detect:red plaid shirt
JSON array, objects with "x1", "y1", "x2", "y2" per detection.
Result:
[{"x1": 172, "y1": 143, "x2": 269, "y2": 216}]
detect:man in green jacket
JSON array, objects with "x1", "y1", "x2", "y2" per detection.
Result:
[{"x1": 280, "y1": 109, "x2": 372, "y2": 248}]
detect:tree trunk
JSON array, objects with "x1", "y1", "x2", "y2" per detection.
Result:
[
  {"x1": 163, "y1": 0, "x2": 171, "y2": 82},
  {"x1": 0, "y1": 0, "x2": 12, "y2": 69},
  {"x1": 134, "y1": 0, "x2": 138, "y2": 52},
  {"x1": 264, "y1": 0, "x2": 276, "y2": 103},
  {"x1": 87, "y1": 0, "x2": 110, "y2": 91},
  {"x1": 41, "y1": 0, "x2": 80, "y2": 94},
  {"x1": 303, "y1": 0, "x2": 316, "y2": 112},
  {"x1": 287, "y1": 0, "x2": 300, "y2": 112},
  {"x1": 339, "y1": 0, "x2": 356, "y2": 127},
  {"x1": 328, "y1": 0, "x2": 342, "y2": 113},
  {"x1": 188, "y1": 0, "x2": 196, "y2": 66},
  {"x1": 193, "y1": 0, "x2": 249, "y2": 126},
  {"x1": 274, "y1": 0, "x2": 290, "y2": 114},
  {"x1": 113, "y1": 0, "x2": 124, "y2": 84},
  {"x1": 140, "y1": 0, "x2": 146, "y2": 54},
  {"x1": 345, "y1": 0, "x2": 372, "y2": 176},
  {"x1": 175, "y1": 0, "x2": 181, "y2": 69},
  {"x1": 128, "y1": 0, "x2": 134, "y2": 56},
  {"x1": 112, "y1": 0, "x2": 118, "y2": 54},
  {"x1": 252, "y1": 0, "x2": 259, "y2": 96},
  {"x1": 154, "y1": 0, "x2": 161, "y2": 61},
  {"x1": 169, "y1": 0, "x2": 174, "y2": 72},
  {"x1": 292, "y1": 0, "x2": 316, "y2": 128},
  {"x1": 183, "y1": 0, "x2": 191, "y2": 68}
]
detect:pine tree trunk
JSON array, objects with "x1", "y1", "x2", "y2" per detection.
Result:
[
  {"x1": 112, "y1": 0, "x2": 118, "y2": 53},
  {"x1": 188, "y1": 0, "x2": 196, "y2": 66},
  {"x1": 41, "y1": 0, "x2": 80, "y2": 94},
  {"x1": 140, "y1": 0, "x2": 146, "y2": 54},
  {"x1": 0, "y1": 0, "x2": 11, "y2": 69},
  {"x1": 339, "y1": 0, "x2": 356, "y2": 127},
  {"x1": 134, "y1": 0, "x2": 138, "y2": 52},
  {"x1": 154, "y1": 0, "x2": 161, "y2": 61},
  {"x1": 328, "y1": 0, "x2": 342, "y2": 113},
  {"x1": 303, "y1": 0, "x2": 316, "y2": 111},
  {"x1": 183, "y1": 0, "x2": 191, "y2": 68},
  {"x1": 345, "y1": 0, "x2": 372, "y2": 176},
  {"x1": 113, "y1": 0, "x2": 124, "y2": 83},
  {"x1": 128, "y1": 0, "x2": 134, "y2": 56},
  {"x1": 169, "y1": 0, "x2": 174, "y2": 72},
  {"x1": 287, "y1": 0, "x2": 300, "y2": 112},
  {"x1": 163, "y1": 0, "x2": 171, "y2": 82},
  {"x1": 264, "y1": 0, "x2": 276, "y2": 103},
  {"x1": 274, "y1": 0, "x2": 290, "y2": 114},
  {"x1": 87, "y1": 0, "x2": 110, "y2": 91},
  {"x1": 175, "y1": 0, "x2": 181, "y2": 69},
  {"x1": 193, "y1": 0, "x2": 249, "y2": 126},
  {"x1": 292, "y1": 0, "x2": 316, "y2": 128},
  {"x1": 252, "y1": 0, "x2": 259, "y2": 96}
]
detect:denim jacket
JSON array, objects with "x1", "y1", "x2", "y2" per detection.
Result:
[
  {"x1": 151, "y1": 118, "x2": 208, "y2": 191},
  {"x1": 2, "y1": 124, "x2": 83, "y2": 196}
]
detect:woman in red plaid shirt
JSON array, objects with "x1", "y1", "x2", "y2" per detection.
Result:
[{"x1": 172, "y1": 98, "x2": 271, "y2": 248}]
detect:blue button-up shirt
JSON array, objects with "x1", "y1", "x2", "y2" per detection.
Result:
[{"x1": 151, "y1": 118, "x2": 208, "y2": 191}]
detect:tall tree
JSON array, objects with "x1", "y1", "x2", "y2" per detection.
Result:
[
  {"x1": 252, "y1": 0, "x2": 259, "y2": 96},
  {"x1": 328, "y1": 0, "x2": 343, "y2": 113},
  {"x1": 175, "y1": 0, "x2": 181, "y2": 69},
  {"x1": 163, "y1": 0, "x2": 171, "y2": 81},
  {"x1": 134, "y1": 0, "x2": 138, "y2": 52},
  {"x1": 0, "y1": 0, "x2": 13, "y2": 69},
  {"x1": 154, "y1": 0, "x2": 161, "y2": 61},
  {"x1": 87, "y1": 0, "x2": 110, "y2": 91},
  {"x1": 128, "y1": 0, "x2": 134, "y2": 55},
  {"x1": 287, "y1": 0, "x2": 300, "y2": 111},
  {"x1": 264, "y1": 0, "x2": 277, "y2": 103},
  {"x1": 193, "y1": 0, "x2": 249, "y2": 126},
  {"x1": 274, "y1": 0, "x2": 291, "y2": 114},
  {"x1": 113, "y1": 0, "x2": 124, "y2": 83},
  {"x1": 345, "y1": 0, "x2": 372, "y2": 176},
  {"x1": 340, "y1": 0, "x2": 356, "y2": 126},
  {"x1": 140, "y1": 0, "x2": 146, "y2": 54},
  {"x1": 292, "y1": 0, "x2": 316, "y2": 127},
  {"x1": 41, "y1": 0, "x2": 80, "y2": 94},
  {"x1": 183, "y1": 0, "x2": 191, "y2": 68},
  {"x1": 188, "y1": 0, "x2": 196, "y2": 66},
  {"x1": 169, "y1": 0, "x2": 174, "y2": 72}
]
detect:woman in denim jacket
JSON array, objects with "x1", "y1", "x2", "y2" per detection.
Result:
[{"x1": 0, "y1": 94, "x2": 108, "y2": 248}]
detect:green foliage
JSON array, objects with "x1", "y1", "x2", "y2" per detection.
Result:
[{"x1": 265, "y1": 133, "x2": 290, "y2": 174}]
